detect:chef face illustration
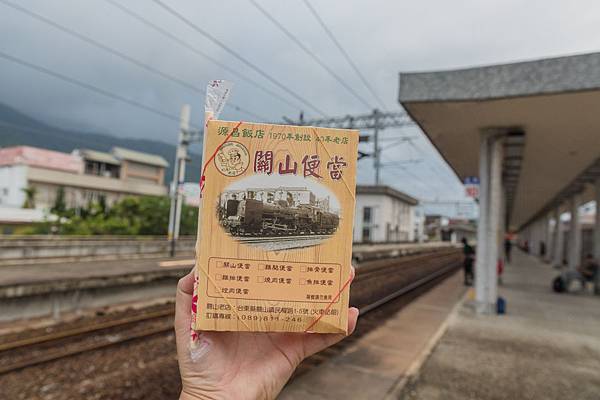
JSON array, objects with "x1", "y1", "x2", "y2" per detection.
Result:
[{"x1": 214, "y1": 141, "x2": 250, "y2": 177}]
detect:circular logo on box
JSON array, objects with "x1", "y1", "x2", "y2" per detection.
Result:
[{"x1": 214, "y1": 141, "x2": 250, "y2": 177}]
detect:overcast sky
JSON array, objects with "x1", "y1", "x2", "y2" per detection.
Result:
[{"x1": 2, "y1": 0, "x2": 599, "y2": 215}]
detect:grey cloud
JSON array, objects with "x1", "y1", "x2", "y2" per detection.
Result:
[{"x1": 1, "y1": 0, "x2": 599, "y2": 206}]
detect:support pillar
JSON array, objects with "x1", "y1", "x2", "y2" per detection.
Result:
[
  {"x1": 543, "y1": 213, "x2": 551, "y2": 261},
  {"x1": 499, "y1": 185, "x2": 507, "y2": 263},
  {"x1": 568, "y1": 194, "x2": 582, "y2": 270},
  {"x1": 594, "y1": 178, "x2": 600, "y2": 261},
  {"x1": 475, "y1": 133, "x2": 502, "y2": 314},
  {"x1": 551, "y1": 207, "x2": 563, "y2": 267},
  {"x1": 532, "y1": 221, "x2": 539, "y2": 257}
]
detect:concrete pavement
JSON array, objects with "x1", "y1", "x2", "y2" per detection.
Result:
[
  {"x1": 279, "y1": 271, "x2": 466, "y2": 399},
  {"x1": 400, "y1": 249, "x2": 600, "y2": 400}
]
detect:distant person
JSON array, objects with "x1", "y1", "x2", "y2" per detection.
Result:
[
  {"x1": 553, "y1": 254, "x2": 599, "y2": 294},
  {"x1": 540, "y1": 241, "x2": 546, "y2": 258},
  {"x1": 504, "y1": 237, "x2": 513, "y2": 264},
  {"x1": 577, "y1": 254, "x2": 599, "y2": 284},
  {"x1": 461, "y1": 238, "x2": 475, "y2": 286}
]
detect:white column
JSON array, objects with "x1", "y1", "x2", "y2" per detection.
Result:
[
  {"x1": 530, "y1": 222, "x2": 538, "y2": 256},
  {"x1": 568, "y1": 194, "x2": 582, "y2": 270},
  {"x1": 499, "y1": 185, "x2": 507, "y2": 263},
  {"x1": 532, "y1": 221, "x2": 539, "y2": 256},
  {"x1": 488, "y1": 136, "x2": 503, "y2": 307},
  {"x1": 534, "y1": 222, "x2": 540, "y2": 256},
  {"x1": 475, "y1": 133, "x2": 502, "y2": 314},
  {"x1": 540, "y1": 218, "x2": 546, "y2": 256},
  {"x1": 475, "y1": 134, "x2": 490, "y2": 312},
  {"x1": 594, "y1": 178, "x2": 600, "y2": 261},
  {"x1": 552, "y1": 207, "x2": 563, "y2": 267},
  {"x1": 544, "y1": 214, "x2": 551, "y2": 261}
]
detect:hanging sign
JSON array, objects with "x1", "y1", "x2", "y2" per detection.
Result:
[{"x1": 464, "y1": 176, "x2": 480, "y2": 199}]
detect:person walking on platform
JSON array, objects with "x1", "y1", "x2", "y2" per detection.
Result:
[
  {"x1": 461, "y1": 238, "x2": 475, "y2": 285},
  {"x1": 504, "y1": 236, "x2": 513, "y2": 264}
]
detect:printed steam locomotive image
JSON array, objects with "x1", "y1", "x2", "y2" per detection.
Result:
[{"x1": 216, "y1": 175, "x2": 341, "y2": 251}]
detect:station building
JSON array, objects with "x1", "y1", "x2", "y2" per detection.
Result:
[
  {"x1": 399, "y1": 51, "x2": 600, "y2": 313},
  {"x1": 353, "y1": 185, "x2": 418, "y2": 243},
  {"x1": 0, "y1": 145, "x2": 168, "y2": 211},
  {"x1": 425, "y1": 214, "x2": 477, "y2": 243}
]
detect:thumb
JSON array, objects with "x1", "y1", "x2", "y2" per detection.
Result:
[{"x1": 174, "y1": 269, "x2": 196, "y2": 351}]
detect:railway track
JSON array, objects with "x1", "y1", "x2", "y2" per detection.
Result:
[
  {"x1": 0, "y1": 249, "x2": 461, "y2": 377},
  {"x1": 235, "y1": 234, "x2": 332, "y2": 243}
]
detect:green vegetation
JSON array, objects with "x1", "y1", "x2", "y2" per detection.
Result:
[
  {"x1": 51, "y1": 186, "x2": 67, "y2": 215},
  {"x1": 21, "y1": 186, "x2": 37, "y2": 209},
  {"x1": 26, "y1": 195, "x2": 198, "y2": 236}
]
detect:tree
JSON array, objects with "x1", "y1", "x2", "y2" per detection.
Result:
[
  {"x1": 51, "y1": 186, "x2": 67, "y2": 215},
  {"x1": 180, "y1": 204, "x2": 199, "y2": 235},
  {"x1": 22, "y1": 186, "x2": 37, "y2": 209},
  {"x1": 24, "y1": 195, "x2": 198, "y2": 236}
]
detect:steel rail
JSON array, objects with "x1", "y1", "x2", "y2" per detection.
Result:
[
  {"x1": 0, "y1": 324, "x2": 173, "y2": 375},
  {"x1": 0, "y1": 255, "x2": 460, "y2": 375},
  {"x1": 359, "y1": 261, "x2": 460, "y2": 315},
  {"x1": 0, "y1": 308, "x2": 174, "y2": 352}
]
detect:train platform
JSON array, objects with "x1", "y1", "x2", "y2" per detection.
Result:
[
  {"x1": 0, "y1": 242, "x2": 456, "y2": 322},
  {"x1": 0, "y1": 257, "x2": 193, "y2": 322},
  {"x1": 279, "y1": 269, "x2": 467, "y2": 399},
  {"x1": 0, "y1": 256, "x2": 193, "y2": 287},
  {"x1": 401, "y1": 249, "x2": 600, "y2": 400},
  {"x1": 352, "y1": 241, "x2": 456, "y2": 263}
]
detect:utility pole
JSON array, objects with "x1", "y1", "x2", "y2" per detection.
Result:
[
  {"x1": 168, "y1": 104, "x2": 191, "y2": 257},
  {"x1": 285, "y1": 109, "x2": 413, "y2": 185},
  {"x1": 373, "y1": 109, "x2": 381, "y2": 185}
]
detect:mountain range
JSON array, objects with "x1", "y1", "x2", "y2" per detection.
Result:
[{"x1": 0, "y1": 103, "x2": 202, "y2": 185}]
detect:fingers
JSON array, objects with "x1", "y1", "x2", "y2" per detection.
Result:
[{"x1": 347, "y1": 306, "x2": 359, "y2": 335}]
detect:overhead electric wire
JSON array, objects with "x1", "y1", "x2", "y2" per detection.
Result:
[
  {"x1": 380, "y1": 153, "x2": 436, "y2": 197},
  {"x1": 248, "y1": 0, "x2": 374, "y2": 111},
  {"x1": 0, "y1": 0, "x2": 266, "y2": 121},
  {"x1": 103, "y1": 0, "x2": 304, "y2": 114},
  {"x1": 407, "y1": 140, "x2": 460, "y2": 192},
  {"x1": 382, "y1": 167, "x2": 433, "y2": 198},
  {"x1": 0, "y1": 50, "x2": 195, "y2": 127},
  {"x1": 380, "y1": 136, "x2": 417, "y2": 152},
  {"x1": 301, "y1": 0, "x2": 387, "y2": 110},
  {"x1": 150, "y1": 0, "x2": 328, "y2": 118}
]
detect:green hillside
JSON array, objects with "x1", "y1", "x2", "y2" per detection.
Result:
[{"x1": 0, "y1": 103, "x2": 203, "y2": 184}]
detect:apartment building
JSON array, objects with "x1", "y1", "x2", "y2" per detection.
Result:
[{"x1": 0, "y1": 145, "x2": 168, "y2": 210}]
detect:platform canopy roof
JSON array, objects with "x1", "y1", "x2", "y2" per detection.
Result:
[{"x1": 399, "y1": 52, "x2": 600, "y2": 231}]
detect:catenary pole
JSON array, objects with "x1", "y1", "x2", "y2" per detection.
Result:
[
  {"x1": 169, "y1": 104, "x2": 190, "y2": 257},
  {"x1": 373, "y1": 109, "x2": 381, "y2": 185}
]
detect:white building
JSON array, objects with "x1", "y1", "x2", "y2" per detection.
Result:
[
  {"x1": 353, "y1": 185, "x2": 418, "y2": 243},
  {"x1": 0, "y1": 146, "x2": 168, "y2": 210}
]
